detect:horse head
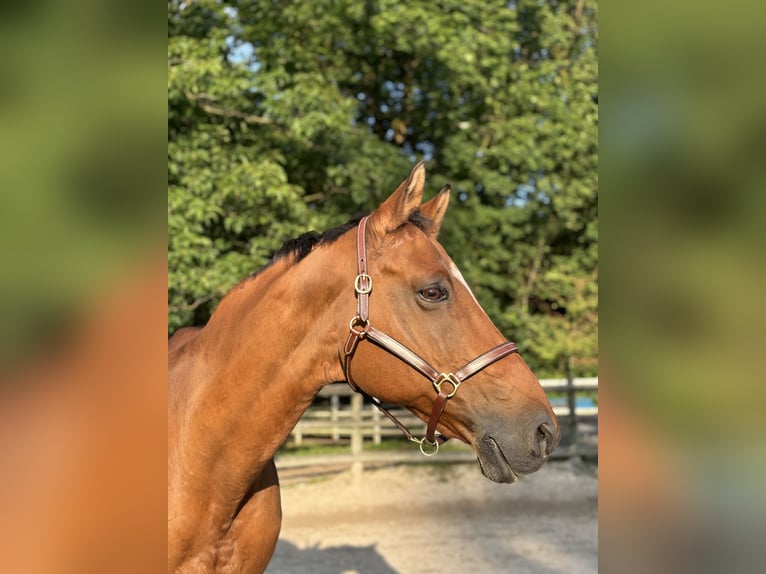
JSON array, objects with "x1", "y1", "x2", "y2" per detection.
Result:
[{"x1": 341, "y1": 162, "x2": 560, "y2": 483}]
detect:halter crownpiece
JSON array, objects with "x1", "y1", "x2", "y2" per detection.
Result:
[{"x1": 342, "y1": 216, "x2": 520, "y2": 456}]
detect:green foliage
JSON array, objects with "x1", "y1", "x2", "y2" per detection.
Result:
[{"x1": 168, "y1": 0, "x2": 598, "y2": 376}]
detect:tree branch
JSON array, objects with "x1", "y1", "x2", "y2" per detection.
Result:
[
  {"x1": 185, "y1": 92, "x2": 274, "y2": 125},
  {"x1": 521, "y1": 236, "x2": 546, "y2": 314},
  {"x1": 575, "y1": 0, "x2": 585, "y2": 26}
]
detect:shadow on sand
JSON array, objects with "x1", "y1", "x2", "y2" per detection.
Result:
[{"x1": 265, "y1": 538, "x2": 399, "y2": 574}]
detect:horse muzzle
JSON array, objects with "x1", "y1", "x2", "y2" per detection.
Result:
[{"x1": 474, "y1": 411, "x2": 560, "y2": 483}]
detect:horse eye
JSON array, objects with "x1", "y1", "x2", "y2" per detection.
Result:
[{"x1": 418, "y1": 286, "x2": 448, "y2": 302}]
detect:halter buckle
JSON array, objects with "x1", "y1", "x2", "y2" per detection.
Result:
[
  {"x1": 354, "y1": 273, "x2": 373, "y2": 295},
  {"x1": 433, "y1": 373, "x2": 461, "y2": 398}
]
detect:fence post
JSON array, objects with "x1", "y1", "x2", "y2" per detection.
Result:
[
  {"x1": 330, "y1": 394, "x2": 340, "y2": 442},
  {"x1": 372, "y1": 403, "x2": 381, "y2": 445},
  {"x1": 350, "y1": 393, "x2": 363, "y2": 478},
  {"x1": 566, "y1": 358, "x2": 578, "y2": 452}
]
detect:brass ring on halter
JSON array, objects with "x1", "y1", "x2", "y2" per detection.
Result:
[
  {"x1": 433, "y1": 373, "x2": 461, "y2": 398},
  {"x1": 354, "y1": 273, "x2": 373, "y2": 295},
  {"x1": 349, "y1": 316, "x2": 369, "y2": 337},
  {"x1": 418, "y1": 437, "x2": 439, "y2": 456}
]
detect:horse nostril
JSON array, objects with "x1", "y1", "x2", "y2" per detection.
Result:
[{"x1": 536, "y1": 422, "x2": 556, "y2": 457}]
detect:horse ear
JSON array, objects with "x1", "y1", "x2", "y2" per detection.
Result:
[
  {"x1": 368, "y1": 162, "x2": 426, "y2": 238},
  {"x1": 419, "y1": 185, "x2": 451, "y2": 238}
]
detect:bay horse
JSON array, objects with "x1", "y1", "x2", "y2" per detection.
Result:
[{"x1": 168, "y1": 163, "x2": 560, "y2": 573}]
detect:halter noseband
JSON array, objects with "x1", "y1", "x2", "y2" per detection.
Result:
[{"x1": 342, "y1": 216, "x2": 519, "y2": 456}]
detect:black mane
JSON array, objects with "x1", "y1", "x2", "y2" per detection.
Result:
[{"x1": 272, "y1": 216, "x2": 363, "y2": 265}]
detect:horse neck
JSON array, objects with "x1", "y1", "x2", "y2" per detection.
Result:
[{"x1": 188, "y1": 241, "x2": 354, "y2": 468}]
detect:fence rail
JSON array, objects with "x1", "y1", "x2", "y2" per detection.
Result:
[{"x1": 277, "y1": 377, "x2": 597, "y2": 471}]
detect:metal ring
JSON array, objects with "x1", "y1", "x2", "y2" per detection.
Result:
[
  {"x1": 418, "y1": 437, "x2": 439, "y2": 456},
  {"x1": 354, "y1": 273, "x2": 373, "y2": 295},
  {"x1": 433, "y1": 373, "x2": 461, "y2": 398},
  {"x1": 349, "y1": 316, "x2": 368, "y2": 337}
]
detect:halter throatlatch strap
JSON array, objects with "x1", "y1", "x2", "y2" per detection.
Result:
[{"x1": 342, "y1": 216, "x2": 520, "y2": 456}]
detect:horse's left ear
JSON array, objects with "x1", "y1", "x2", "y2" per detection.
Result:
[
  {"x1": 419, "y1": 185, "x2": 450, "y2": 238},
  {"x1": 368, "y1": 162, "x2": 426, "y2": 238}
]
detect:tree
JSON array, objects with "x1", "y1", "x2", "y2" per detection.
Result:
[{"x1": 168, "y1": 0, "x2": 598, "y2": 376}]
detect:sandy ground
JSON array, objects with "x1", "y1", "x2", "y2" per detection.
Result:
[{"x1": 266, "y1": 459, "x2": 597, "y2": 574}]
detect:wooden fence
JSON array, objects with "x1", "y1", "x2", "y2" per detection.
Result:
[{"x1": 277, "y1": 377, "x2": 597, "y2": 471}]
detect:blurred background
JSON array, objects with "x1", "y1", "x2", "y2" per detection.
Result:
[
  {"x1": 0, "y1": 1, "x2": 167, "y2": 572},
  {"x1": 600, "y1": 1, "x2": 766, "y2": 572},
  {"x1": 0, "y1": 0, "x2": 764, "y2": 572}
]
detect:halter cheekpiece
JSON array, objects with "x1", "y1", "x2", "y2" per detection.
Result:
[{"x1": 342, "y1": 216, "x2": 520, "y2": 455}]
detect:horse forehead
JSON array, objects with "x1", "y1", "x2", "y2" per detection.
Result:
[{"x1": 388, "y1": 232, "x2": 451, "y2": 267}]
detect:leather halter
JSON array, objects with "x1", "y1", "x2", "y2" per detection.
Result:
[{"x1": 342, "y1": 216, "x2": 519, "y2": 455}]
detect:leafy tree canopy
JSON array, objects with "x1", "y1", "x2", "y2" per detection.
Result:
[{"x1": 168, "y1": 0, "x2": 598, "y2": 377}]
